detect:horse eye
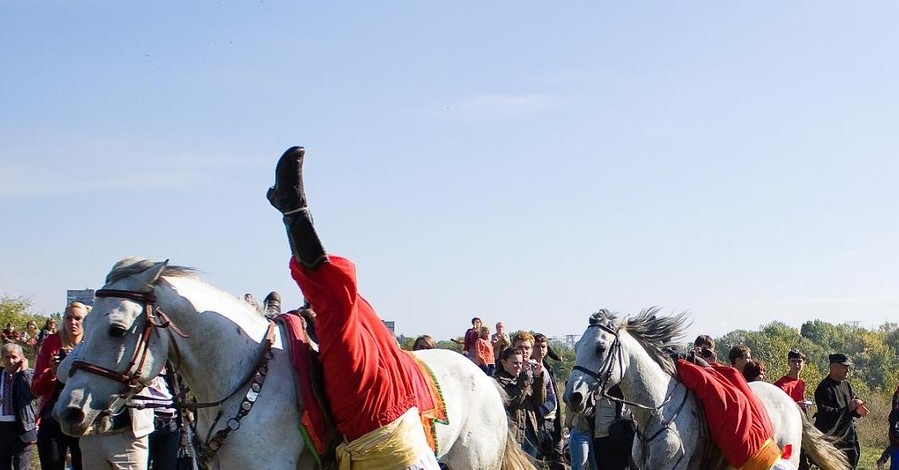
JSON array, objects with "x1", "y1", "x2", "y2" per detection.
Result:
[
  {"x1": 109, "y1": 325, "x2": 127, "y2": 337},
  {"x1": 595, "y1": 344, "x2": 607, "y2": 355}
]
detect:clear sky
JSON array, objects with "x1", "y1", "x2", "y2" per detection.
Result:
[{"x1": 2, "y1": 2, "x2": 898, "y2": 344}]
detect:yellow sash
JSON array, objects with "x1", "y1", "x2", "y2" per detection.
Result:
[{"x1": 336, "y1": 407, "x2": 433, "y2": 470}]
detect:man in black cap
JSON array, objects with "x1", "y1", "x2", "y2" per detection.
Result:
[{"x1": 813, "y1": 353, "x2": 868, "y2": 469}]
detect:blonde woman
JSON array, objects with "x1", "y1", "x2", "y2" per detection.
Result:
[{"x1": 32, "y1": 302, "x2": 89, "y2": 470}]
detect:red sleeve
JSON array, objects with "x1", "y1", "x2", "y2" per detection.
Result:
[
  {"x1": 289, "y1": 256, "x2": 422, "y2": 441},
  {"x1": 32, "y1": 333, "x2": 61, "y2": 399}
]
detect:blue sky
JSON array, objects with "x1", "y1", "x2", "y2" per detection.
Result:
[{"x1": 2, "y1": 2, "x2": 898, "y2": 344}]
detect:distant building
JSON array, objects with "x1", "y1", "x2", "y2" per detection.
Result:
[
  {"x1": 382, "y1": 321, "x2": 395, "y2": 335},
  {"x1": 67, "y1": 289, "x2": 95, "y2": 307}
]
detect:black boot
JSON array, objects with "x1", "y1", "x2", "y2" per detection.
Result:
[
  {"x1": 263, "y1": 291, "x2": 281, "y2": 318},
  {"x1": 267, "y1": 146, "x2": 329, "y2": 269}
]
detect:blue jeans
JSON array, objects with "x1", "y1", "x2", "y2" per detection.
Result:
[
  {"x1": 569, "y1": 427, "x2": 596, "y2": 470},
  {"x1": 891, "y1": 447, "x2": 899, "y2": 470}
]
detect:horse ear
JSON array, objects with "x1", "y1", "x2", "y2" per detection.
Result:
[{"x1": 135, "y1": 259, "x2": 169, "y2": 288}]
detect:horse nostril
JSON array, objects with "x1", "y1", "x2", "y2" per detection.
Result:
[
  {"x1": 61, "y1": 406, "x2": 85, "y2": 424},
  {"x1": 570, "y1": 391, "x2": 583, "y2": 404}
]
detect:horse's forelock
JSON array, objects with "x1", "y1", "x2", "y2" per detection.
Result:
[
  {"x1": 105, "y1": 257, "x2": 197, "y2": 285},
  {"x1": 588, "y1": 308, "x2": 618, "y2": 328},
  {"x1": 621, "y1": 307, "x2": 690, "y2": 376}
]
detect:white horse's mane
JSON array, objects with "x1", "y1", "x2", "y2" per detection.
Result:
[
  {"x1": 602, "y1": 306, "x2": 691, "y2": 377},
  {"x1": 106, "y1": 256, "x2": 197, "y2": 284}
]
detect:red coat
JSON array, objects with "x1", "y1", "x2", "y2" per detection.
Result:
[
  {"x1": 290, "y1": 256, "x2": 434, "y2": 442},
  {"x1": 677, "y1": 360, "x2": 776, "y2": 468},
  {"x1": 31, "y1": 333, "x2": 63, "y2": 416}
]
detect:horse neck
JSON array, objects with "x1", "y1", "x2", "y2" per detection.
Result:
[
  {"x1": 615, "y1": 332, "x2": 679, "y2": 419},
  {"x1": 157, "y1": 279, "x2": 274, "y2": 406}
]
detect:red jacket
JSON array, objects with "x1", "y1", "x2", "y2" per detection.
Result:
[
  {"x1": 677, "y1": 360, "x2": 776, "y2": 468},
  {"x1": 290, "y1": 256, "x2": 434, "y2": 442},
  {"x1": 31, "y1": 333, "x2": 63, "y2": 416}
]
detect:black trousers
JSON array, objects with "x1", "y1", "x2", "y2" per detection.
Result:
[
  {"x1": 37, "y1": 416, "x2": 82, "y2": 470},
  {"x1": 0, "y1": 422, "x2": 32, "y2": 470},
  {"x1": 148, "y1": 417, "x2": 180, "y2": 470}
]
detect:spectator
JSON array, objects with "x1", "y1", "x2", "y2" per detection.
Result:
[
  {"x1": 36, "y1": 319, "x2": 56, "y2": 353},
  {"x1": 493, "y1": 347, "x2": 545, "y2": 458},
  {"x1": 412, "y1": 335, "x2": 435, "y2": 351},
  {"x1": 1, "y1": 324, "x2": 19, "y2": 344},
  {"x1": 887, "y1": 404, "x2": 899, "y2": 470},
  {"x1": 20, "y1": 322, "x2": 39, "y2": 350},
  {"x1": 533, "y1": 333, "x2": 566, "y2": 470},
  {"x1": 876, "y1": 383, "x2": 899, "y2": 470},
  {"x1": 728, "y1": 345, "x2": 752, "y2": 373},
  {"x1": 474, "y1": 327, "x2": 495, "y2": 375},
  {"x1": 593, "y1": 385, "x2": 635, "y2": 470},
  {"x1": 32, "y1": 302, "x2": 88, "y2": 470},
  {"x1": 692, "y1": 335, "x2": 718, "y2": 363},
  {"x1": 463, "y1": 318, "x2": 482, "y2": 362},
  {"x1": 565, "y1": 397, "x2": 596, "y2": 470},
  {"x1": 146, "y1": 369, "x2": 180, "y2": 470},
  {"x1": 813, "y1": 353, "x2": 867, "y2": 469},
  {"x1": 774, "y1": 349, "x2": 811, "y2": 470},
  {"x1": 742, "y1": 360, "x2": 766, "y2": 382},
  {"x1": 491, "y1": 322, "x2": 510, "y2": 363},
  {"x1": 1, "y1": 343, "x2": 37, "y2": 470},
  {"x1": 774, "y1": 349, "x2": 809, "y2": 410}
]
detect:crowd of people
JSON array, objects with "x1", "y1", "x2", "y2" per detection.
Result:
[{"x1": 1, "y1": 302, "x2": 188, "y2": 470}]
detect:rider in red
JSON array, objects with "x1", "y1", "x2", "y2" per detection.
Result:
[{"x1": 268, "y1": 147, "x2": 439, "y2": 470}]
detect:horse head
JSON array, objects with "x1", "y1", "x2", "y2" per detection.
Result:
[
  {"x1": 54, "y1": 257, "x2": 181, "y2": 436},
  {"x1": 563, "y1": 309, "x2": 622, "y2": 413}
]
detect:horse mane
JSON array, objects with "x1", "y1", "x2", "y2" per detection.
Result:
[
  {"x1": 620, "y1": 307, "x2": 690, "y2": 377},
  {"x1": 105, "y1": 257, "x2": 197, "y2": 284}
]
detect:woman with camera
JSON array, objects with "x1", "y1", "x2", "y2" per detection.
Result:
[{"x1": 31, "y1": 301, "x2": 89, "y2": 470}]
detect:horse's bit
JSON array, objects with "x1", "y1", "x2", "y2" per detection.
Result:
[{"x1": 572, "y1": 322, "x2": 688, "y2": 469}]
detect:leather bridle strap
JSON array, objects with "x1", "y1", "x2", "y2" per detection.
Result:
[{"x1": 70, "y1": 288, "x2": 159, "y2": 389}]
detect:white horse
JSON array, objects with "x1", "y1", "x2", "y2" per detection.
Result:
[
  {"x1": 562, "y1": 308, "x2": 850, "y2": 470},
  {"x1": 53, "y1": 257, "x2": 534, "y2": 470}
]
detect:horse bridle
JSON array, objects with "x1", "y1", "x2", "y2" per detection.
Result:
[
  {"x1": 69, "y1": 288, "x2": 189, "y2": 415},
  {"x1": 572, "y1": 322, "x2": 688, "y2": 468}
]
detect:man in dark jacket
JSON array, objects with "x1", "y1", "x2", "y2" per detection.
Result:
[
  {"x1": 814, "y1": 353, "x2": 867, "y2": 469},
  {"x1": 1, "y1": 343, "x2": 37, "y2": 470}
]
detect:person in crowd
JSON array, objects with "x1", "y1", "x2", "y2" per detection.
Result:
[
  {"x1": 268, "y1": 146, "x2": 443, "y2": 468},
  {"x1": 813, "y1": 353, "x2": 867, "y2": 469},
  {"x1": 533, "y1": 333, "x2": 566, "y2": 470},
  {"x1": 774, "y1": 349, "x2": 811, "y2": 470},
  {"x1": 463, "y1": 318, "x2": 482, "y2": 362},
  {"x1": 876, "y1": 382, "x2": 899, "y2": 470},
  {"x1": 886, "y1": 403, "x2": 899, "y2": 470},
  {"x1": 565, "y1": 393, "x2": 596, "y2": 470},
  {"x1": 78, "y1": 386, "x2": 155, "y2": 470},
  {"x1": 728, "y1": 345, "x2": 752, "y2": 373},
  {"x1": 493, "y1": 347, "x2": 545, "y2": 458},
  {"x1": 32, "y1": 302, "x2": 88, "y2": 470},
  {"x1": 474, "y1": 326, "x2": 495, "y2": 375},
  {"x1": 1, "y1": 343, "x2": 37, "y2": 470},
  {"x1": 412, "y1": 335, "x2": 436, "y2": 351},
  {"x1": 593, "y1": 385, "x2": 635, "y2": 470},
  {"x1": 1, "y1": 324, "x2": 19, "y2": 344},
  {"x1": 742, "y1": 360, "x2": 766, "y2": 382},
  {"x1": 693, "y1": 334, "x2": 714, "y2": 350},
  {"x1": 146, "y1": 369, "x2": 181, "y2": 470},
  {"x1": 20, "y1": 322, "x2": 38, "y2": 350},
  {"x1": 774, "y1": 349, "x2": 809, "y2": 410},
  {"x1": 36, "y1": 319, "x2": 57, "y2": 353},
  {"x1": 491, "y1": 322, "x2": 510, "y2": 363}
]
